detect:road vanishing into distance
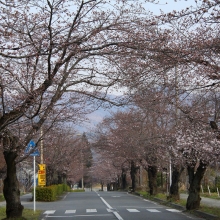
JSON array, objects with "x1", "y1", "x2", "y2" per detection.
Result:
[{"x1": 20, "y1": 191, "x2": 204, "y2": 220}]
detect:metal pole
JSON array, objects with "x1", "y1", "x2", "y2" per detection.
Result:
[
  {"x1": 40, "y1": 128, "x2": 43, "y2": 164},
  {"x1": 33, "y1": 156, "x2": 36, "y2": 212},
  {"x1": 170, "y1": 158, "x2": 172, "y2": 187}
]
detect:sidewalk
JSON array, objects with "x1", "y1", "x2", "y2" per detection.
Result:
[
  {"x1": 0, "y1": 193, "x2": 32, "y2": 207},
  {"x1": 180, "y1": 194, "x2": 220, "y2": 207}
]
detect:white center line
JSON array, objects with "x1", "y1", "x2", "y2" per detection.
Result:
[{"x1": 100, "y1": 197, "x2": 124, "y2": 220}]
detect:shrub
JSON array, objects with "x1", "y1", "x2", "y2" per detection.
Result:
[{"x1": 35, "y1": 184, "x2": 69, "y2": 201}]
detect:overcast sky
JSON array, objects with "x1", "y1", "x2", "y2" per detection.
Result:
[
  {"x1": 79, "y1": 0, "x2": 198, "y2": 133},
  {"x1": 145, "y1": 0, "x2": 196, "y2": 14}
]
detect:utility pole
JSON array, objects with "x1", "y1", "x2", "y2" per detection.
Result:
[{"x1": 40, "y1": 128, "x2": 43, "y2": 164}]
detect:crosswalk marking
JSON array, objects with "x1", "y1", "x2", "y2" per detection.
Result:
[
  {"x1": 86, "y1": 209, "x2": 97, "y2": 213},
  {"x1": 43, "y1": 210, "x2": 56, "y2": 214},
  {"x1": 107, "y1": 208, "x2": 118, "y2": 212},
  {"x1": 127, "y1": 209, "x2": 140, "y2": 212},
  {"x1": 147, "y1": 209, "x2": 161, "y2": 212},
  {"x1": 166, "y1": 209, "x2": 181, "y2": 212},
  {"x1": 65, "y1": 210, "x2": 76, "y2": 214},
  {"x1": 43, "y1": 208, "x2": 181, "y2": 215}
]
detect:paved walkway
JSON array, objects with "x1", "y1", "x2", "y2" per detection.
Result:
[
  {"x1": 180, "y1": 194, "x2": 220, "y2": 207},
  {"x1": 0, "y1": 193, "x2": 32, "y2": 207}
]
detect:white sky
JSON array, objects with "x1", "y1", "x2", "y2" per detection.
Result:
[
  {"x1": 81, "y1": 0, "x2": 198, "y2": 131},
  {"x1": 145, "y1": 0, "x2": 196, "y2": 14}
]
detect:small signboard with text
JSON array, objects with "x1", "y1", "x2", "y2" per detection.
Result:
[{"x1": 38, "y1": 164, "x2": 46, "y2": 186}]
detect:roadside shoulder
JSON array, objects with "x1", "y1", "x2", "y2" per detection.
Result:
[{"x1": 131, "y1": 192, "x2": 219, "y2": 220}]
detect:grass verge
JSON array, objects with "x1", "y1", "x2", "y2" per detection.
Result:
[
  {"x1": 0, "y1": 207, "x2": 42, "y2": 220},
  {"x1": 0, "y1": 195, "x2": 4, "y2": 202},
  {"x1": 200, "y1": 192, "x2": 220, "y2": 200},
  {"x1": 137, "y1": 191, "x2": 220, "y2": 218},
  {"x1": 71, "y1": 189, "x2": 85, "y2": 192}
]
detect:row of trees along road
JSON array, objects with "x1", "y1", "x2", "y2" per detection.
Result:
[
  {"x1": 93, "y1": 0, "x2": 220, "y2": 211},
  {"x1": 0, "y1": 0, "x2": 219, "y2": 218},
  {"x1": 94, "y1": 90, "x2": 220, "y2": 210}
]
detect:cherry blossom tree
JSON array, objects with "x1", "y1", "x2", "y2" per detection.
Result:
[
  {"x1": 39, "y1": 126, "x2": 81, "y2": 185},
  {"x1": 154, "y1": 1, "x2": 220, "y2": 209},
  {"x1": 94, "y1": 108, "x2": 168, "y2": 194},
  {"x1": 93, "y1": 131, "x2": 129, "y2": 190},
  {"x1": 117, "y1": 0, "x2": 220, "y2": 204},
  {"x1": 0, "y1": 0, "x2": 163, "y2": 217}
]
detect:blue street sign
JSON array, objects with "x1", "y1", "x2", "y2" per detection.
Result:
[
  {"x1": 30, "y1": 149, "x2": 40, "y2": 156},
  {"x1": 25, "y1": 140, "x2": 40, "y2": 156}
]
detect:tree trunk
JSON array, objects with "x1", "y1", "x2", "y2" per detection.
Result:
[
  {"x1": 170, "y1": 165, "x2": 184, "y2": 200},
  {"x1": 186, "y1": 160, "x2": 207, "y2": 210},
  {"x1": 121, "y1": 171, "x2": 127, "y2": 190},
  {"x1": 107, "y1": 183, "x2": 110, "y2": 191},
  {"x1": 130, "y1": 160, "x2": 138, "y2": 191},
  {"x1": 148, "y1": 165, "x2": 157, "y2": 195},
  {"x1": 3, "y1": 151, "x2": 24, "y2": 219}
]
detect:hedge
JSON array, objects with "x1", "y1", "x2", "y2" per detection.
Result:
[{"x1": 35, "y1": 184, "x2": 70, "y2": 201}]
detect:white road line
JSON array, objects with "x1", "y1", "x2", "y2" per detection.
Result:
[
  {"x1": 100, "y1": 197, "x2": 112, "y2": 209},
  {"x1": 166, "y1": 209, "x2": 181, "y2": 212},
  {"x1": 65, "y1": 210, "x2": 76, "y2": 214},
  {"x1": 147, "y1": 209, "x2": 161, "y2": 212},
  {"x1": 44, "y1": 214, "x2": 112, "y2": 218},
  {"x1": 86, "y1": 209, "x2": 97, "y2": 212},
  {"x1": 127, "y1": 209, "x2": 140, "y2": 212},
  {"x1": 62, "y1": 192, "x2": 69, "y2": 200},
  {"x1": 43, "y1": 210, "x2": 56, "y2": 214},
  {"x1": 100, "y1": 197, "x2": 124, "y2": 220},
  {"x1": 114, "y1": 212, "x2": 124, "y2": 220}
]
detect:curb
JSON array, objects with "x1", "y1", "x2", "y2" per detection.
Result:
[
  {"x1": 132, "y1": 192, "x2": 219, "y2": 220},
  {"x1": 192, "y1": 210, "x2": 219, "y2": 220}
]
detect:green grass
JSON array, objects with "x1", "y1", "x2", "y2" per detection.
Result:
[
  {"x1": 137, "y1": 191, "x2": 220, "y2": 218},
  {"x1": 0, "y1": 207, "x2": 42, "y2": 220},
  {"x1": 71, "y1": 189, "x2": 85, "y2": 192},
  {"x1": 0, "y1": 195, "x2": 4, "y2": 202},
  {"x1": 199, "y1": 205, "x2": 220, "y2": 218},
  {"x1": 200, "y1": 192, "x2": 220, "y2": 200},
  {"x1": 137, "y1": 191, "x2": 149, "y2": 198}
]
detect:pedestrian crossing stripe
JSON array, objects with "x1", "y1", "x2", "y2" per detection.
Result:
[
  {"x1": 147, "y1": 209, "x2": 161, "y2": 212},
  {"x1": 127, "y1": 209, "x2": 140, "y2": 212},
  {"x1": 166, "y1": 209, "x2": 181, "y2": 212},
  {"x1": 86, "y1": 209, "x2": 97, "y2": 212},
  {"x1": 43, "y1": 208, "x2": 181, "y2": 215},
  {"x1": 43, "y1": 210, "x2": 56, "y2": 214},
  {"x1": 65, "y1": 210, "x2": 76, "y2": 214}
]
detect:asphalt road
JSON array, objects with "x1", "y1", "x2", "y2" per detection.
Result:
[{"x1": 9, "y1": 191, "x2": 205, "y2": 220}]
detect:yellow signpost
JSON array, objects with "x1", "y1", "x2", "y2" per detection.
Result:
[
  {"x1": 38, "y1": 164, "x2": 46, "y2": 186},
  {"x1": 38, "y1": 164, "x2": 46, "y2": 170}
]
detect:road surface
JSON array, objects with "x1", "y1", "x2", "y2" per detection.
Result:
[{"x1": 0, "y1": 191, "x2": 205, "y2": 219}]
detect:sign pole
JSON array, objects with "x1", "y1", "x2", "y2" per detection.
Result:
[
  {"x1": 25, "y1": 140, "x2": 40, "y2": 212},
  {"x1": 33, "y1": 156, "x2": 36, "y2": 212}
]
